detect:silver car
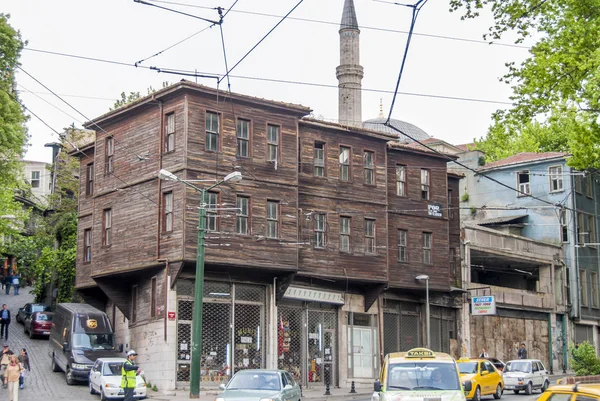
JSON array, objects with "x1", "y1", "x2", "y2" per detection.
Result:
[
  {"x1": 502, "y1": 359, "x2": 550, "y2": 395},
  {"x1": 216, "y1": 369, "x2": 301, "y2": 401}
]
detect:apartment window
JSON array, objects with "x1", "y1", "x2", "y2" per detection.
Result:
[
  {"x1": 549, "y1": 165, "x2": 563, "y2": 192},
  {"x1": 581, "y1": 270, "x2": 588, "y2": 307},
  {"x1": 398, "y1": 229, "x2": 408, "y2": 262},
  {"x1": 102, "y1": 208, "x2": 112, "y2": 246},
  {"x1": 30, "y1": 171, "x2": 40, "y2": 188},
  {"x1": 236, "y1": 118, "x2": 250, "y2": 158},
  {"x1": 363, "y1": 151, "x2": 375, "y2": 185},
  {"x1": 560, "y1": 209, "x2": 569, "y2": 242},
  {"x1": 575, "y1": 174, "x2": 583, "y2": 193},
  {"x1": 588, "y1": 215, "x2": 596, "y2": 245},
  {"x1": 266, "y1": 201, "x2": 279, "y2": 238},
  {"x1": 423, "y1": 232, "x2": 432, "y2": 264},
  {"x1": 448, "y1": 190, "x2": 454, "y2": 218},
  {"x1": 577, "y1": 212, "x2": 585, "y2": 244},
  {"x1": 517, "y1": 170, "x2": 531, "y2": 195},
  {"x1": 83, "y1": 228, "x2": 92, "y2": 263},
  {"x1": 365, "y1": 219, "x2": 376, "y2": 254},
  {"x1": 163, "y1": 192, "x2": 173, "y2": 232},
  {"x1": 314, "y1": 142, "x2": 325, "y2": 177},
  {"x1": 205, "y1": 111, "x2": 219, "y2": 152},
  {"x1": 586, "y1": 174, "x2": 593, "y2": 198},
  {"x1": 206, "y1": 191, "x2": 219, "y2": 232},
  {"x1": 165, "y1": 113, "x2": 175, "y2": 152},
  {"x1": 450, "y1": 248, "x2": 456, "y2": 276},
  {"x1": 313, "y1": 213, "x2": 326, "y2": 248},
  {"x1": 105, "y1": 136, "x2": 114, "y2": 174},
  {"x1": 421, "y1": 169, "x2": 430, "y2": 200},
  {"x1": 592, "y1": 272, "x2": 599, "y2": 308},
  {"x1": 85, "y1": 163, "x2": 94, "y2": 196},
  {"x1": 236, "y1": 196, "x2": 249, "y2": 235},
  {"x1": 267, "y1": 125, "x2": 279, "y2": 162},
  {"x1": 131, "y1": 285, "x2": 138, "y2": 323},
  {"x1": 396, "y1": 165, "x2": 406, "y2": 196},
  {"x1": 340, "y1": 216, "x2": 351, "y2": 253},
  {"x1": 151, "y1": 276, "x2": 157, "y2": 318},
  {"x1": 339, "y1": 146, "x2": 351, "y2": 181}
]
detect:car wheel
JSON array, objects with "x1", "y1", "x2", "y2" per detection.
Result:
[
  {"x1": 473, "y1": 386, "x2": 481, "y2": 401},
  {"x1": 493, "y1": 384, "x2": 502, "y2": 399},
  {"x1": 541, "y1": 380, "x2": 549, "y2": 393},
  {"x1": 525, "y1": 382, "x2": 532, "y2": 395},
  {"x1": 89, "y1": 380, "x2": 96, "y2": 394},
  {"x1": 28, "y1": 328, "x2": 34, "y2": 339},
  {"x1": 513, "y1": 390, "x2": 520, "y2": 394},
  {"x1": 51, "y1": 354, "x2": 61, "y2": 372},
  {"x1": 100, "y1": 389, "x2": 107, "y2": 401},
  {"x1": 65, "y1": 367, "x2": 75, "y2": 385},
  {"x1": 16, "y1": 315, "x2": 20, "y2": 324}
]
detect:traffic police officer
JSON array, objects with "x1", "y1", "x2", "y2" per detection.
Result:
[{"x1": 121, "y1": 350, "x2": 141, "y2": 401}]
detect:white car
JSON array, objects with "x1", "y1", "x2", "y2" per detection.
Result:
[
  {"x1": 88, "y1": 357, "x2": 147, "y2": 400},
  {"x1": 502, "y1": 359, "x2": 550, "y2": 395}
]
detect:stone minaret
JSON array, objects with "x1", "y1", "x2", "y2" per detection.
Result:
[{"x1": 336, "y1": 0, "x2": 363, "y2": 127}]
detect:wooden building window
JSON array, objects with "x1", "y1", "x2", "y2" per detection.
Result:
[
  {"x1": 581, "y1": 269, "x2": 588, "y2": 307},
  {"x1": 163, "y1": 191, "x2": 173, "y2": 232},
  {"x1": 267, "y1": 125, "x2": 280, "y2": 163},
  {"x1": 577, "y1": 212, "x2": 585, "y2": 244},
  {"x1": 165, "y1": 113, "x2": 175, "y2": 152},
  {"x1": 205, "y1": 111, "x2": 219, "y2": 152},
  {"x1": 339, "y1": 146, "x2": 351, "y2": 181},
  {"x1": 266, "y1": 200, "x2": 279, "y2": 238},
  {"x1": 340, "y1": 216, "x2": 351, "y2": 253},
  {"x1": 102, "y1": 208, "x2": 112, "y2": 246},
  {"x1": 105, "y1": 136, "x2": 114, "y2": 174},
  {"x1": 30, "y1": 171, "x2": 40, "y2": 188},
  {"x1": 517, "y1": 170, "x2": 531, "y2": 196},
  {"x1": 86, "y1": 163, "x2": 94, "y2": 197},
  {"x1": 423, "y1": 232, "x2": 432, "y2": 264},
  {"x1": 83, "y1": 228, "x2": 92, "y2": 263},
  {"x1": 237, "y1": 119, "x2": 250, "y2": 158},
  {"x1": 575, "y1": 174, "x2": 583, "y2": 193},
  {"x1": 314, "y1": 142, "x2": 325, "y2": 177},
  {"x1": 363, "y1": 151, "x2": 375, "y2": 185},
  {"x1": 236, "y1": 196, "x2": 250, "y2": 235},
  {"x1": 151, "y1": 276, "x2": 157, "y2": 318},
  {"x1": 449, "y1": 247, "x2": 456, "y2": 276},
  {"x1": 131, "y1": 285, "x2": 138, "y2": 323},
  {"x1": 365, "y1": 219, "x2": 376, "y2": 254},
  {"x1": 587, "y1": 174, "x2": 594, "y2": 198},
  {"x1": 560, "y1": 209, "x2": 569, "y2": 242},
  {"x1": 396, "y1": 165, "x2": 406, "y2": 196},
  {"x1": 548, "y1": 165, "x2": 563, "y2": 192},
  {"x1": 314, "y1": 213, "x2": 326, "y2": 249},
  {"x1": 206, "y1": 191, "x2": 219, "y2": 232},
  {"x1": 421, "y1": 169, "x2": 430, "y2": 200},
  {"x1": 588, "y1": 214, "x2": 596, "y2": 245},
  {"x1": 448, "y1": 189, "x2": 454, "y2": 218},
  {"x1": 592, "y1": 272, "x2": 599, "y2": 308},
  {"x1": 398, "y1": 229, "x2": 407, "y2": 263}
]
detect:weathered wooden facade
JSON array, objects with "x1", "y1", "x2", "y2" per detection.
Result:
[{"x1": 73, "y1": 81, "x2": 462, "y2": 391}]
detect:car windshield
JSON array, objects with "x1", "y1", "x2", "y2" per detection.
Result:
[
  {"x1": 32, "y1": 305, "x2": 51, "y2": 312},
  {"x1": 72, "y1": 333, "x2": 116, "y2": 350},
  {"x1": 387, "y1": 362, "x2": 461, "y2": 391},
  {"x1": 103, "y1": 362, "x2": 124, "y2": 376},
  {"x1": 458, "y1": 362, "x2": 478, "y2": 374},
  {"x1": 505, "y1": 361, "x2": 531, "y2": 373},
  {"x1": 35, "y1": 313, "x2": 52, "y2": 321},
  {"x1": 226, "y1": 372, "x2": 281, "y2": 391}
]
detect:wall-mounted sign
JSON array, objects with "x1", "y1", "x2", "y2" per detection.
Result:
[
  {"x1": 283, "y1": 286, "x2": 344, "y2": 305},
  {"x1": 168, "y1": 311, "x2": 177, "y2": 321},
  {"x1": 427, "y1": 203, "x2": 443, "y2": 218},
  {"x1": 471, "y1": 296, "x2": 496, "y2": 316}
]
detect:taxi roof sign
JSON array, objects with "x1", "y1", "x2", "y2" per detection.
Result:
[{"x1": 406, "y1": 348, "x2": 436, "y2": 358}]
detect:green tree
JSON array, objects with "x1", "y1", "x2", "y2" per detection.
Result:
[
  {"x1": 111, "y1": 82, "x2": 170, "y2": 110},
  {"x1": 569, "y1": 342, "x2": 600, "y2": 376},
  {"x1": 450, "y1": 0, "x2": 600, "y2": 169}
]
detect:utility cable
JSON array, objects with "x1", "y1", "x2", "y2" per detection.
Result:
[{"x1": 133, "y1": 0, "x2": 220, "y2": 24}]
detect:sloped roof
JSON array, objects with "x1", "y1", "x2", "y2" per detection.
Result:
[
  {"x1": 340, "y1": 0, "x2": 359, "y2": 30},
  {"x1": 362, "y1": 117, "x2": 431, "y2": 143},
  {"x1": 456, "y1": 143, "x2": 476, "y2": 152},
  {"x1": 478, "y1": 152, "x2": 568, "y2": 171},
  {"x1": 476, "y1": 215, "x2": 527, "y2": 226}
]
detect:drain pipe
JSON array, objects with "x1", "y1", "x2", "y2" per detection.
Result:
[{"x1": 157, "y1": 258, "x2": 169, "y2": 342}]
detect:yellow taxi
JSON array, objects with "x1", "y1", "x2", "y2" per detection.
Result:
[
  {"x1": 457, "y1": 358, "x2": 504, "y2": 401},
  {"x1": 538, "y1": 383, "x2": 600, "y2": 401},
  {"x1": 373, "y1": 348, "x2": 471, "y2": 401}
]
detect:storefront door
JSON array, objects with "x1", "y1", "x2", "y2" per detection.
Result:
[{"x1": 352, "y1": 327, "x2": 373, "y2": 378}]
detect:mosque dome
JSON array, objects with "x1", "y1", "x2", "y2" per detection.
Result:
[{"x1": 362, "y1": 117, "x2": 431, "y2": 144}]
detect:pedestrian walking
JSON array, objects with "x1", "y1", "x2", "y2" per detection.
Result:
[
  {"x1": 479, "y1": 348, "x2": 489, "y2": 358},
  {"x1": 0, "y1": 345, "x2": 12, "y2": 384},
  {"x1": 121, "y1": 350, "x2": 142, "y2": 401},
  {"x1": 0, "y1": 305, "x2": 10, "y2": 340},
  {"x1": 518, "y1": 343, "x2": 528, "y2": 359},
  {"x1": 17, "y1": 349, "x2": 29, "y2": 389},
  {"x1": 4, "y1": 275, "x2": 11, "y2": 295},
  {"x1": 4, "y1": 355, "x2": 22, "y2": 401},
  {"x1": 0, "y1": 272, "x2": 4, "y2": 290},
  {"x1": 11, "y1": 276, "x2": 19, "y2": 295}
]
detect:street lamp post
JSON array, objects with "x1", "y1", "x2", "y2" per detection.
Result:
[
  {"x1": 158, "y1": 169, "x2": 242, "y2": 399},
  {"x1": 416, "y1": 274, "x2": 430, "y2": 349}
]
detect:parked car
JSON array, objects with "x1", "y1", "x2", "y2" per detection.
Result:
[
  {"x1": 502, "y1": 359, "x2": 550, "y2": 395},
  {"x1": 24, "y1": 311, "x2": 54, "y2": 339},
  {"x1": 457, "y1": 358, "x2": 504, "y2": 401},
  {"x1": 215, "y1": 369, "x2": 301, "y2": 401},
  {"x1": 486, "y1": 357, "x2": 506, "y2": 372},
  {"x1": 88, "y1": 357, "x2": 147, "y2": 400},
  {"x1": 538, "y1": 383, "x2": 600, "y2": 401},
  {"x1": 16, "y1": 303, "x2": 52, "y2": 324}
]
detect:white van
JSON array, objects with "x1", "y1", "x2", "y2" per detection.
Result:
[{"x1": 502, "y1": 359, "x2": 550, "y2": 394}]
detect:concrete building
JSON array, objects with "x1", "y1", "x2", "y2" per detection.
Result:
[{"x1": 22, "y1": 160, "x2": 51, "y2": 206}]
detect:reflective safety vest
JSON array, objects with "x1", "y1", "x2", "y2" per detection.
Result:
[{"x1": 121, "y1": 359, "x2": 137, "y2": 388}]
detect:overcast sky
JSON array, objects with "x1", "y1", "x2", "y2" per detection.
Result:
[{"x1": 5, "y1": 0, "x2": 532, "y2": 164}]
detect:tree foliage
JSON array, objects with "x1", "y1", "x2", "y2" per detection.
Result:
[
  {"x1": 569, "y1": 341, "x2": 600, "y2": 376},
  {"x1": 111, "y1": 82, "x2": 170, "y2": 110},
  {"x1": 449, "y1": 0, "x2": 600, "y2": 169}
]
